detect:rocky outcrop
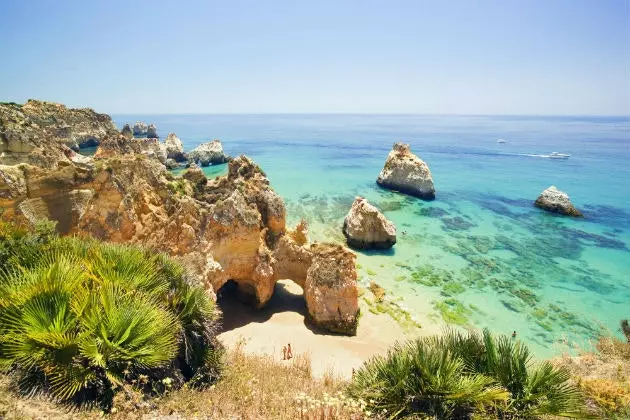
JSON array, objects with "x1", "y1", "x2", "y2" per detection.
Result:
[
  {"x1": 187, "y1": 140, "x2": 230, "y2": 166},
  {"x1": 95, "y1": 135, "x2": 167, "y2": 164},
  {"x1": 377, "y1": 142, "x2": 435, "y2": 200},
  {"x1": 121, "y1": 124, "x2": 133, "y2": 139},
  {"x1": 0, "y1": 100, "x2": 359, "y2": 335},
  {"x1": 147, "y1": 124, "x2": 158, "y2": 138},
  {"x1": 164, "y1": 133, "x2": 185, "y2": 161},
  {"x1": 165, "y1": 158, "x2": 178, "y2": 169},
  {"x1": 343, "y1": 197, "x2": 396, "y2": 249},
  {"x1": 133, "y1": 122, "x2": 148, "y2": 136},
  {"x1": 534, "y1": 186, "x2": 583, "y2": 217},
  {"x1": 304, "y1": 244, "x2": 359, "y2": 334},
  {"x1": 0, "y1": 100, "x2": 118, "y2": 167}
]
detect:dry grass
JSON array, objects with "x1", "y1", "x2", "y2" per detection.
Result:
[
  {"x1": 556, "y1": 334, "x2": 630, "y2": 418},
  {"x1": 0, "y1": 341, "x2": 368, "y2": 420}
]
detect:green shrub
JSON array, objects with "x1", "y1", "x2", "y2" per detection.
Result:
[
  {"x1": 0, "y1": 225, "x2": 221, "y2": 410},
  {"x1": 348, "y1": 338, "x2": 508, "y2": 418},
  {"x1": 349, "y1": 329, "x2": 584, "y2": 419}
]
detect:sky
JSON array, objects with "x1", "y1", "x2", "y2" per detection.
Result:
[{"x1": 0, "y1": 0, "x2": 628, "y2": 115}]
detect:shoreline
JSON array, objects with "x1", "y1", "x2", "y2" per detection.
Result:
[{"x1": 217, "y1": 280, "x2": 440, "y2": 378}]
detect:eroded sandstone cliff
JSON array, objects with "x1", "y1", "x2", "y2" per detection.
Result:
[{"x1": 0, "y1": 100, "x2": 359, "y2": 335}]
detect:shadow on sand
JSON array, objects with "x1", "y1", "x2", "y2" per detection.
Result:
[{"x1": 217, "y1": 280, "x2": 349, "y2": 336}]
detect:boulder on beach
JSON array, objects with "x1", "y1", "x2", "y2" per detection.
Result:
[
  {"x1": 187, "y1": 139, "x2": 230, "y2": 166},
  {"x1": 534, "y1": 186, "x2": 583, "y2": 217},
  {"x1": 146, "y1": 123, "x2": 158, "y2": 138},
  {"x1": 343, "y1": 197, "x2": 396, "y2": 249},
  {"x1": 164, "y1": 133, "x2": 185, "y2": 161},
  {"x1": 133, "y1": 121, "x2": 148, "y2": 136},
  {"x1": 376, "y1": 142, "x2": 435, "y2": 200}
]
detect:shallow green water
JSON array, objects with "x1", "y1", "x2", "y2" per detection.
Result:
[{"x1": 112, "y1": 114, "x2": 630, "y2": 357}]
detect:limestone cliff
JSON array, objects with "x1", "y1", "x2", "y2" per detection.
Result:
[
  {"x1": 0, "y1": 100, "x2": 119, "y2": 166},
  {"x1": 0, "y1": 100, "x2": 359, "y2": 335}
]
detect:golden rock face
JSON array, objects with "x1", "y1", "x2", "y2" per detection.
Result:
[{"x1": 0, "y1": 101, "x2": 360, "y2": 335}]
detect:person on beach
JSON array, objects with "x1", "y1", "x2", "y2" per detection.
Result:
[
  {"x1": 282, "y1": 345, "x2": 287, "y2": 360},
  {"x1": 287, "y1": 343, "x2": 293, "y2": 360},
  {"x1": 512, "y1": 331, "x2": 517, "y2": 338}
]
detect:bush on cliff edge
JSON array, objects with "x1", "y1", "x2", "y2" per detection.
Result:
[
  {"x1": 348, "y1": 329, "x2": 584, "y2": 419},
  {"x1": 0, "y1": 221, "x2": 222, "y2": 410}
]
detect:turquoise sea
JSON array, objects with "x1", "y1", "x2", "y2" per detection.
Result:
[{"x1": 113, "y1": 114, "x2": 630, "y2": 357}]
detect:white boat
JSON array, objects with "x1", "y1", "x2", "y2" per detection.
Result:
[
  {"x1": 549, "y1": 152, "x2": 570, "y2": 159},
  {"x1": 497, "y1": 139, "x2": 506, "y2": 143}
]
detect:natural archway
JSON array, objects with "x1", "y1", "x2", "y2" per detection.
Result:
[{"x1": 216, "y1": 279, "x2": 307, "y2": 333}]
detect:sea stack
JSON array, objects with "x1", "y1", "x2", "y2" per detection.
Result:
[
  {"x1": 343, "y1": 197, "x2": 396, "y2": 249},
  {"x1": 534, "y1": 186, "x2": 583, "y2": 217},
  {"x1": 188, "y1": 139, "x2": 230, "y2": 166},
  {"x1": 121, "y1": 124, "x2": 133, "y2": 139},
  {"x1": 146, "y1": 123, "x2": 158, "y2": 138},
  {"x1": 164, "y1": 133, "x2": 185, "y2": 161},
  {"x1": 377, "y1": 142, "x2": 435, "y2": 200},
  {"x1": 133, "y1": 121, "x2": 148, "y2": 136}
]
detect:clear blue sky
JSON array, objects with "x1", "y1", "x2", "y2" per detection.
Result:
[{"x1": 1, "y1": 0, "x2": 628, "y2": 115}]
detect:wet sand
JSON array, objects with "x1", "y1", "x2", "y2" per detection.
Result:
[{"x1": 217, "y1": 280, "x2": 428, "y2": 378}]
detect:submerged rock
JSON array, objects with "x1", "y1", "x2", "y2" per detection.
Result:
[
  {"x1": 188, "y1": 139, "x2": 230, "y2": 166},
  {"x1": 376, "y1": 142, "x2": 435, "y2": 200},
  {"x1": 164, "y1": 133, "x2": 185, "y2": 161},
  {"x1": 534, "y1": 186, "x2": 583, "y2": 217},
  {"x1": 343, "y1": 197, "x2": 396, "y2": 249},
  {"x1": 133, "y1": 121, "x2": 148, "y2": 136},
  {"x1": 146, "y1": 123, "x2": 158, "y2": 138}
]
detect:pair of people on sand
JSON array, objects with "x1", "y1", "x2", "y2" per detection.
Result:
[{"x1": 282, "y1": 343, "x2": 293, "y2": 360}]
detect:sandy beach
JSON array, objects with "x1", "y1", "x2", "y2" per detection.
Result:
[{"x1": 217, "y1": 280, "x2": 436, "y2": 378}]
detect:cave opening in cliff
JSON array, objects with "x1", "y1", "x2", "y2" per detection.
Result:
[{"x1": 216, "y1": 279, "x2": 307, "y2": 334}]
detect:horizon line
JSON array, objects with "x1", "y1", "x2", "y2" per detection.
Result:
[{"x1": 108, "y1": 112, "x2": 630, "y2": 118}]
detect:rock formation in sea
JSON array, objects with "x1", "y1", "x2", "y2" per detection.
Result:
[
  {"x1": 121, "y1": 124, "x2": 133, "y2": 139},
  {"x1": 187, "y1": 139, "x2": 231, "y2": 166},
  {"x1": 0, "y1": 100, "x2": 359, "y2": 335},
  {"x1": 164, "y1": 132, "x2": 185, "y2": 161},
  {"x1": 534, "y1": 186, "x2": 583, "y2": 217},
  {"x1": 0, "y1": 100, "x2": 117, "y2": 161},
  {"x1": 376, "y1": 142, "x2": 435, "y2": 200},
  {"x1": 133, "y1": 121, "x2": 148, "y2": 136},
  {"x1": 343, "y1": 197, "x2": 396, "y2": 249},
  {"x1": 146, "y1": 123, "x2": 158, "y2": 138}
]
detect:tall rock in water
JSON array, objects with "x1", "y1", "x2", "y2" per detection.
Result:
[
  {"x1": 534, "y1": 186, "x2": 583, "y2": 217},
  {"x1": 133, "y1": 121, "x2": 148, "y2": 136},
  {"x1": 0, "y1": 100, "x2": 360, "y2": 335},
  {"x1": 377, "y1": 142, "x2": 435, "y2": 200},
  {"x1": 121, "y1": 124, "x2": 133, "y2": 139},
  {"x1": 188, "y1": 139, "x2": 230, "y2": 166},
  {"x1": 343, "y1": 197, "x2": 396, "y2": 249},
  {"x1": 164, "y1": 133, "x2": 185, "y2": 161},
  {"x1": 146, "y1": 124, "x2": 158, "y2": 138}
]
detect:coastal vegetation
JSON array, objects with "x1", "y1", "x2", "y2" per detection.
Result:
[
  {"x1": 1, "y1": 220, "x2": 629, "y2": 418},
  {"x1": 0, "y1": 221, "x2": 222, "y2": 411},
  {"x1": 348, "y1": 329, "x2": 584, "y2": 419}
]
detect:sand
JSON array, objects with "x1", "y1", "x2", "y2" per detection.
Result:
[{"x1": 217, "y1": 280, "x2": 433, "y2": 378}]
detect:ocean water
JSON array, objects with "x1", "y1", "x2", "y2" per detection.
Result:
[{"x1": 113, "y1": 114, "x2": 630, "y2": 357}]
